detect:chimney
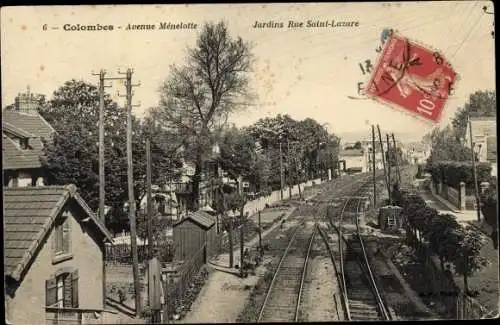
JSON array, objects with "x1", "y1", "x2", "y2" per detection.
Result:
[{"x1": 14, "y1": 86, "x2": 43, "y2": 115}]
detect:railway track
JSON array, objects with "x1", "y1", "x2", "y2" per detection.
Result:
[
  {"x1": 329, "y1": 180, "x2": 392, "y2": 321},
  {"x1": 257, "y1": 222, "x2": 316, "y2": 322},
  {"x1": 256, "y1": 173, "x2": 374, "y2": 323}
]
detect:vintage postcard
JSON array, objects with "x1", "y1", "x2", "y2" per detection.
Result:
[{"x1": 1, "y1": 2, "x2": 497, "y2": 324}]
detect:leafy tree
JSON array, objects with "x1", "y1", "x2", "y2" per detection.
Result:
[
  {"x1": 426, "y1": 126, "x2": 473, "y2": 171},
  {"x1": 247, "y1": 115, "x2": 339, "y2": 186},
  {"x1": 481, "y1": 180, "x2": 498, "y2": 249},
  {"x1": 452, "y1": 225, "x2": 489, "y2": 294},
  {"x1": 386, "y1": 146, "x2": 405, "y2": 167},
  {"x1": 213, "y1": 184, "x2": 246, "y2": 268},
  {"x1": 218, "y1": 126, "x2": 256, "y2": 184},
  {"x1": 426, "y1": 213, "x2": 461, "y2": 271},
  {"x1": 40, "y1": 80, "x2": 180, "y2": 233},
  {"x1": 154, "y1": 21, "x2": 255, "y2": 211},
  {"x1": 452, "y1": 90, "x2": 496, "y2": 141}
]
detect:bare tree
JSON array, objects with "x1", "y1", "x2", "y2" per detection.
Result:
[{"x1": 154, "y1": 21, "x2": 255, "y2": 211}]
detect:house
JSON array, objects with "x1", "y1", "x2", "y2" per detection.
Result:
[
  {"x1": 465, "y1": 117, "x2": 497, "y2": 176},
  {"x1": 2, "y1": 87, "x2": 56, "y2": 187},
  {"x1": 338, "y1": 149, "x2": 367, "y2": 173},
  {"x1": 172, "y1": 211, "x2": 217, "y2": 263},
  {"x1": 404, "y1": 142, "x2": 431, "y2": 165},
  {"x1": 4, "y1": 185, "x2": 114, "y2": 325}
]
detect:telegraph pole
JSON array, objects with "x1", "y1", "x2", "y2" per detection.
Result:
[
  {"x1": 147, "y1": 138, "x2": 154, "y2": 259},
  {"x1": 287, "y1": 140, "x2": 292, "y2": 200},
  {"x1": 92, "y1": 69, "x2": 108, "y2": 222},
  {"x1": 92, "y1": 68, "x2": 116, "y2": 308},
  {"x1": 377, "y1": 125, "x2": 390, "y2": 204},
  {"x1": 386, "y1": 134, "x2": 392, "y2": 204},
  {"x1": 469, "y1": 120, "x2": 482, "y2": 222},
  {"x1": 391, "y1": 133, "x2": 402, "y2": 185},
  {"x1": 120, "y1": 68, "x2": 142, "y2": 315},
  {"x1": 371, "y1": 125, "x2": 377, "y2": 208},
  {"x1": 279, "y1": 139, "x2": 284, "y2": 200}
]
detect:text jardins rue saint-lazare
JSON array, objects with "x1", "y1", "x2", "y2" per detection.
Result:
[
  {"x1": 45, "y1": 22, "x2": 198, "y2": 31},
  {"x1": 253, "y1": 19, "x2": 360, "y2": 28}
]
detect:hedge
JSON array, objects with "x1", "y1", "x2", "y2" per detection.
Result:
[
  {"x1": 429, "y1": 161, "x2": 492, "y2": 190},
  {"x1": 480, "y1": 179, "x2": 498, "y2": 229}
]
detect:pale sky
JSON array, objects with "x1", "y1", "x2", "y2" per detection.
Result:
[{"x1": 1, "y1": 2, "x2": 495, "y2": 143}]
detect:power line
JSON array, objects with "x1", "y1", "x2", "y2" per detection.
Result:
[{"x1": 450, "y1": 4, "x2": 485, "y2": 60}]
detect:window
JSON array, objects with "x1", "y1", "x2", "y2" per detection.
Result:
[
  {"x1": 11, "y1": 176, "x2": 19, "y2": 188},
  {"x1": 19, "y1": 138, "x2": 29, "y2": 150},
  {"x1": 46, "y1": 270, "x2": 79, "y2": 308},
  {"x1": 53, "y1": 216, "x2": 71, "y2": 261}
]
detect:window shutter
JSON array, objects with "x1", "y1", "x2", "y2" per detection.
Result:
[
  {"x1": 63, "y1": 273, "x2": 72, "y2": 307},
  {"x1": 71, "y1": 270, "x2": 79, "y2": 308},
  {"x1": 46, "y1": 278, "x2": 57, "y2": 306}
]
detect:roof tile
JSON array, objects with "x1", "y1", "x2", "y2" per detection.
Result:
[
  {"x1": 2, "y1": 110, "x2": 55, "y2": 139},
  {"x1": 3, "y1": 185, "x2": 113, "y2": 281}
]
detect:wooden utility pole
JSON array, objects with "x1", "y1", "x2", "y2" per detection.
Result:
[
  {"x1": 279, "y1": 140, "x2": 284, "y2": 200},
  {"x1": 377, "y1": 125, "x2": 390, "y2": 204},
  {"x1": 258, "y1": 210, "x2": 262, "y2": 252},
  {"x1": 121, "y1": 68, "x2": 142, "y2": 315},
  {"x1": 391, "y1": 133, "x2": 402, "y2": 185},
  {"x1": 468, "y1": 120, "x2": 482, "y2": 222},
  {"x1": 147, "y1": 138, "x2": 154, "y2": 259},
  {"x1": 287, "y1": 140, "x2": 292, "y2": 200},
  {"x1": 386, "y1": 134, "x2": 392, "y2": 204},
  {"x1": 92, "y1": 69, "x2": 110, "y2": 222},
  {"x1": 98, "y1": 70, "x2": 106, "y2": 222},
  {"x1": 371, "y1": 125, "x2": 377, "y2": 208},
  {"x1": 239, "y1": 203, "x2": 245, "y2": 277}
]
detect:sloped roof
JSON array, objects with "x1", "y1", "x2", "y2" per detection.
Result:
[
  {"x1": 3, "y1": 185, "x2": 113, "y2": 282},
  {"x1": 2, "y1": 122, "x2": 36, "y2": 139},
  {"x1": 2, "y1": 135, "x2": 43, "y2": 170},
  {"x1": 173, "y1": 210, "x2": 216, "y2": 229},
  {"x1": 2, "y1": 110, "x2": 55, "y2": 140},
  {"x1": 339, "y1": 149, "x2": 364, "y2": 157}
]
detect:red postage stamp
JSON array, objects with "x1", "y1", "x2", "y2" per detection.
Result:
[{"x1": 364, "y1": 33, "x2": 457, "y2": 123}]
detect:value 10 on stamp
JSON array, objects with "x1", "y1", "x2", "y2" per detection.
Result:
[{"x1": 365, "y1": 33, "x2": 457, "y2": 123}]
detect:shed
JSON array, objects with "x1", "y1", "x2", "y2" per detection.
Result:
[
  {"x1": 378, "y1": 206, "x2": 405, "y2": 231},
  {"x1": 173, "y1": 211, "x2": 217, "y2": 263}
]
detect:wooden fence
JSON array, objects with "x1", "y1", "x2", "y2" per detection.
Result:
[
  {"x1": 456, "y1": 294, "x2": 488, "y2": 319},
  {"x1": 163, "y1": 244, "x2": 207, "y2": 317},
  {"x1": 105, "y1": 243, "x2": 150, "y2": 264}
]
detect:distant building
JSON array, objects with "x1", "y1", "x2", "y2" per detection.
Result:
[
  {"x1": 405, "y1": 142, "x2": 431, "y2": 165},
  {"x1": 4, "y1": 185, "x2": 113, "y2": 325},
  {"x1": 339, "y1": 149, "x2": 366, "y2": 173},
  {"x1": 465, "y1": 117, "x2": 497, "y2": 176},
  {"x1": 2, "y1": 87, "x2": 55, "y2": 187}
]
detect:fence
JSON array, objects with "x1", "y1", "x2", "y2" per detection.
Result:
[
  {"x1": 456, "y1": 294, "x2": 488, "y2": 319},
  {"x1": 447, "y1": 186, "x2": 460, "y2": 209},
  {"x1": 164, "y1": 244, "x2": 206, "y2": 317},
  {"x1": 432, "y1": 180, "x2": 467, "y2": 211},
  {"x1": 241, "y1": 178, "x2": 322, "y2": 216},
  {"x1": 105, "y1": 243, "x2": 150, "y2": 264}
]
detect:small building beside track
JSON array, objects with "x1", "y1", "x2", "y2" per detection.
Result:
[{"x1": 172, "y1": 211, "x2": 217, "y2": 263}]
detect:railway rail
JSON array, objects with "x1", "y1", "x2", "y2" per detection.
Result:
[
  {"x1": 257, "y1": 222, "x2": 316, "y2": 322},
  {"x1": 256, "y1": 173, "x2": 374, "y2": 323},
  {"x1": 329, "y1": 180, "x2": 392, "y2": 321}
]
